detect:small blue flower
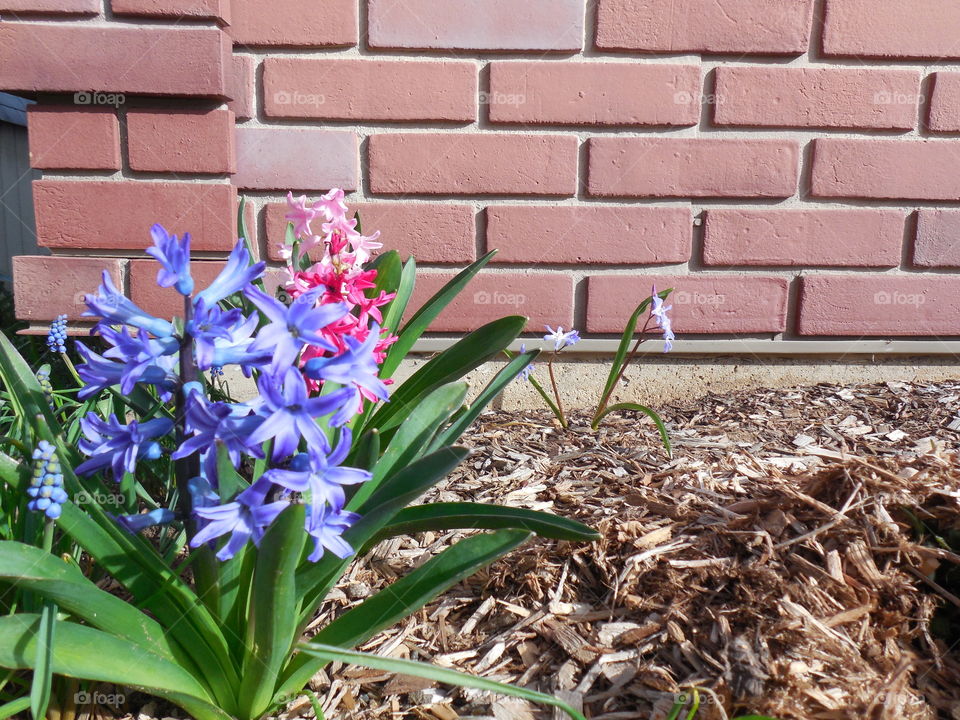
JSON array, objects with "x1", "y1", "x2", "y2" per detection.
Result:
[
  {"x1": 305, "y1": 502, "x2": 359, "y2": 562},
  {"x1": 543, "y1": 326, "x2": 580, "y2": 352},
  {"x1": 244, "y1": 285, "x2": 348, "y2": 374},
  {"x1": 76, "y1": 413, "x2": 174, "y2": 484},
  {"x1": 27, "y1": 440, "x2": 68, "y2": 520},
  {"x1": 46, "y1": 314, "x2": 67, "y2": 353},
  {"x1": 99, "y1": 325, "x2": 179, "y2": 395},
  {"x1": 146, "y1": 224, "x2": 194, "y2": 296},
  {"x1": 194, "y1": 240, "x2": 266, "y2": 307},
  {"x1": 115, "y1": 508, "x2": 176, "y2": 534},
  {"x1": 188, "y1": 300, "x2": 271, "y2": 374},
  {"x1": 650, "y1": 286, "x2": 675, "y2": 353},
  {"x1": 84, "y1": 271, "x2": 174, "y2": 338},
  {"x1": 246, "y1": 367, "x2": 354, "y2": 461},
  {"x1": 189, "y1": 479, "x2": 288, "y2": 561},
  {"x1": 517, "y1": 343, "x2": 534, "y2": 382}
]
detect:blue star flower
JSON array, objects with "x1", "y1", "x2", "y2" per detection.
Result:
[
  {"x1": 650, "y1": 286, "x2": 675, "y2": 353},
  {"x1": 115, "y1": 508, "x2": 176, "y2": 534},
  {"x1": 146, "y1": 224, "x2": 194, "y2": 296},
  {"x1": 84, "y1": 271, "x2": 174, "y2": 338},
  {"x1": 74, "y1": 341, "x2": 176, "y2": 400},
  {"x1": 305, "y1": 502, "x2": 359, "y2": 561},
  {"x1": 194, "y1": 240, "x2": 266, "y2": 307},
  {"x1": 189, "y1": 479, "x2": 288, "y2": 561},
  {"x1": 98, "y1": 325, "x2": 179, "y2": 395},
  {"x1": 76, "y1": 413, "x2": 174, "y2": 484}
]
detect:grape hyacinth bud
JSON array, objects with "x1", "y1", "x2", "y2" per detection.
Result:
[
  {"x1": 27, "y1": 440, "x2": 68, "y2": 520},
  {"x1": 47, "y1": 314, "x2": 67, "y2": 354},
  {"x1": 36, "y1": 366, "x2": 55, "y2": 409}
]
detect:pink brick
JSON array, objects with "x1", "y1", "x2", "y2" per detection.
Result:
[
  {"x1": 823, "y1": 0, "x2": 960, "y2": 59},
  {"x1": 798, "y1": 275, "x2": 960, "y2": 336},
  {"x1": 264, "y1": 202, "x2": 476, "y2": 263},
  {"x1": 587, "y1": 275, "x2": 789, "y2": 334},
  {"x1": 369, "y1": 134, "x2": 578, "y2": 196},
  {"x1": 0, "y1": 23, "x2": 228, "y2": 97},
  {"x1": 588, "y1": 138, "x2": 799, "y2": 199},
  {"x1": 111, "y1": 0, "x2": 229, "y2": 22},
  {"x1": 714, "y1": 66, "x2": 919, "y2": 130},
  {"x1": 703, "y1": 209, "x2": 905, "y2": 268},
  {"x1": 486, "y1": 206, "x2": 691, "y2": 264},
  {"x1": 228, "y1": 0, "x2": 356, "y2": 47},
  {"x1": 596, "y1": 0, "x2": 814, "y2": 54},
  {"x1": 128, "y1": 109, "x2": 235, "y2": 174},
  {"x1": 0, "y1": 0, "x2": 97, "y2": 13},
  {"x1": 33, "y1": 180, "x2": 237, "y2": 251},
  {"x1": 27, "y1": 107, "x2": 120, "y2": 171},
  {"x1": 227, "y1": 55, "x2": 256, "y2": 121},
  {"x1": 928, "y1": 73, "x2": 960, "y2": 132},
  {"x1": 13, "y1": 256, "x2": 125, "y2": 323},
  {"x1": 368, "y1": 0, "x2": 583, "y2": 51},
  {"x1": 488, "y1": 62, "x2": 699, "y2": 126},
  {"x1": 233, "y1": 127, "x2": 357, "y2": 191},
  {"x1": 914, "y1": 210, "x2": 960, "y2": 268},
  {"x1": 264, "y1": 58, "x2": 477, "y2": 122},
  {"x1": 811, "y1": 139, "x2": 960, "y2": 201},
  {"x1": 408, "y1": 272, "x2": 574, "y2": 332}
]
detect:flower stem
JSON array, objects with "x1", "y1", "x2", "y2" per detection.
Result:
[
  {"x1": 547, "y1": 356, "x2": 567, "y2": 429},
  {"x1": 174, "y1": 296, "x2": 200, "y2": 522},
  {"x1": 592, "y1": 317, "x2": 654, "y2": 427}
]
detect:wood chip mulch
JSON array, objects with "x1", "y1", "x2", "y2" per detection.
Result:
[{"x1": 296, "y1": 380, "x2": 960, "y2": 720}]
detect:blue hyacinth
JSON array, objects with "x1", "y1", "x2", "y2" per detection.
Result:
[
  {"x1": 27, "y1": 440, "x2": 68, "y2": 520},
  {"x1": 46, "y1": 314, "x2": 67, "y2": 354}
]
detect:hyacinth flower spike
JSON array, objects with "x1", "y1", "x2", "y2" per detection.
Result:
[{"x1": 146, "y1": 224, "x2": 194, "y2": 296}]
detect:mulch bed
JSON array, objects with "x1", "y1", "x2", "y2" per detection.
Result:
[{"x1": 297, "y1": 380, "x2": 960, "y2": 720}]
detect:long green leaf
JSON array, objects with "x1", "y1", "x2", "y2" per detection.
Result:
[
  {"x1": 239, "y1": 504, "x2": 306, "y2": 719},
  {"x1": 380, "y1": 258, "x2": 415, "y2": 342},
  {"x1": 280, "y1": 530, "x2": 530, "y2": 702},
  {"x1": 0, "y1": 332, "x2": 57, "y2": 431},
  {"x1": 0, "y1": 615, "x2": 229, "y2": 720},
  {"x1": 369, "y1": 503, "x2": 599, "y2": 546},
  {"x1": 379, "y1": 251, "x2": 496, "y2": 379},
  {"x1": 370, "y1": 316, "x2": 525, "y2": 434},
  {"x1": 594, "y1": 402, "x2": 671, "y2": 456},
  {"x1": 29, "y1": 600, "x2": 55, "y2": 720},
  {"x1": 297, "y1": 643, "x2": 587, "y2": 720}
]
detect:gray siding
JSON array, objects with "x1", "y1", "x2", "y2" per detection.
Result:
[{"x1": 0, "y1": 120, "x2": 42, "y2": 290}]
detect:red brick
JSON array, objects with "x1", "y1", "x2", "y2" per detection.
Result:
[
  {"x1": 914, "y1": 210, "x2": 960, "y2": 268},
  {"x1": 27, "y1": 107, "x2": 120, "y2": 171},
  {"x1": 0, "y1": 0, "x2": 97, "y2": 13},
  {"x1": 13, "y1": 256, "x2": 125, "y2": 323},
  {"x1": 714, "y1": 66, "x2": 919, "y2": 130},
  {"x1": 408, "y1": 272, "x2": 574, "y2": 332},
  {"x1": 823, "y1": 0, "x2": 960, "y2": 59},
  {"x1": 368, "y1": 0, "x2": 583, "y2": 51},
  {"x1": 33, "y1": 180, "x2": 237, "y2": 251},
  {"x1": 233, "y1": 127, "x2": 358, "y2": 191},
  {"x1": 0, "y1": 23, "x2": 229, "y2": 97},
  {"x1": 128, "y1": 109, "x2": 236, "y2": 174},
  {"x1": 486, "y1": 206, "x2": 691, "y2": 265},
  {"x1": 488, "y1": 62, "x2": 699, "y2": 126},
  {"x1": 811, "y1": 139, "x2": 960, "y2": 201},
  {"x1": 587, "y1": 275, "x2": 789, "y2": 334},
  {"x1": 703, "y1": 209, "x2": 905, "y2": 268},
  {"x1": 131, "y1": 260, "x2": 223, "y2": 320},
  {"x1": 369, "y1": 134, "x2": 578, "y2": 197},
  {"x1": 596, "y1": 0, "x2": 814, "y2": 54},
  {"x1": 264, "y1": 202, "x2": 476, "y2": 264},
  {"x1": 228, "y1": 0, "x2": 356, "y2": 47},
  {"x1": 797, "y1": 275, "x2": 960, "y2": 336},
  {"x1": 111, "y1": 0, "x2": 229, "y2": 22},
  {"x1": 264, "y1": 58, "x2": 476, "y2": 122},
  {"x1": 928, "y1": 73, "x2": 960, "y2": 132},
  {"x1": 227, "y1": 55, "x2": 256, "y2": 121},
  {"x1": 588, "y1": 138, "x2": 799, "y2": 199}
]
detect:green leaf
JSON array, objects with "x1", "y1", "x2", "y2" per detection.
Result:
[
  {"x1": 281, "y1": 530, "x2": 531, "y2": 703},
  {"x1": 368, "y1": 250, "x2": 402, "y2": 299},
  {"x1": 430, "y1": 350, "x2": 538, "y2": 450},
  {"x1": 348, "y1": 428, "x2": 380, "y2": 471},
  {"x1": 296, "y1": 643, "x2": 587, "y2": 720},
  {"x1": 380, "y1": 258, "x2": 415, "y2": 342},
  {"x1": 239, "y1": 504, "x2": 307, "y2": 720},
  {"x1": 368, "y1": 503, "x2": 599, "y2": 546},
  {"x1": 370, "y1": 316, "x2": 525, "y2": 435},
  {"x1": 594, "y1": 402, "x2": 671, "y2": 456},
  {"x1": 29, "y1": 600, "x2": 55, "y2": 720},
  {"x1": 0, "y1": 697, "x2": 30, "y2": 720},
  {"x1": 379, "y1": 251, "x2": 496, "y2": 379},
  {"x1": 0, "y1": 615, "x2": 229, "y2": 720},
  {"x1": 348, "y1": 383, "x2": 467, "y2": 510},
  {"x1": 0, "y1": 332, "x2": 58, "y2": 433}
]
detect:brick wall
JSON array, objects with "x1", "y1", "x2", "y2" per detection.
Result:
[{"x1": 5, "y1": 0, "x2": 960, "y2": 344}]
